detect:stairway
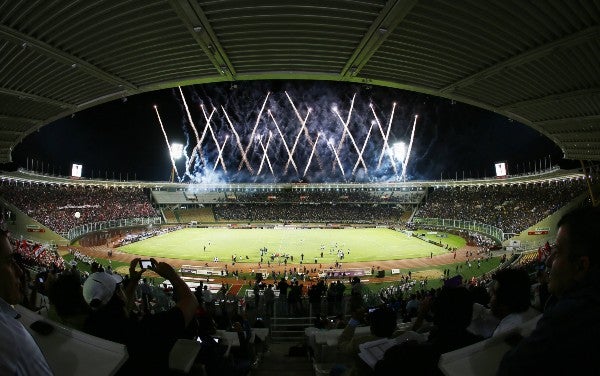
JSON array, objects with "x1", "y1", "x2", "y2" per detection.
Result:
[
  {"x1": 251, "y1": 342, "x2": 314, "y2": 376},
  {"x1": 269, "y1": 316, "x2": 314, "y2": 343}
]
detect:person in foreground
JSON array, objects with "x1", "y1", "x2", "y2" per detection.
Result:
[
  {"x1": 83, "y1": 257, "x2": 198, "y2": 374},
  {"x1": 0, "y1": 229, "x2": 53, "y2": 375},
  {"x1": 497, "y1": 206, "x2": 600, "y2": 375}
]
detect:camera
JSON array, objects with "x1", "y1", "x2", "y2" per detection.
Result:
[{"x1": 139, "y1": 259, "x2": 152, "y2": 269}]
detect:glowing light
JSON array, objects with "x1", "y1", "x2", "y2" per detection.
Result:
[
  {"x1": 170, "y1": 143, "x2": 184, "y2": 160},
  {"x1": 391, "y1": 142, "x2": 406, "y2": 162}
]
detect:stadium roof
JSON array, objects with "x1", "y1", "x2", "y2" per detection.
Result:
[
  {"x1": 0, "y1": 1, "x2": 598, "y2": 164},
  {"x1": 0, "y1": 167, "x2": 585, "y2": 190}
]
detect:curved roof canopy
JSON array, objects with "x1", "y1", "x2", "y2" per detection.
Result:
[{"x1": 0, "y1": 0, "x2": 598, "y2": 163}]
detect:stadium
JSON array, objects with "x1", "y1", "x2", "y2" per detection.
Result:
[{"x1": 0, "y1": 2, "x2": 599, "y2": 376}]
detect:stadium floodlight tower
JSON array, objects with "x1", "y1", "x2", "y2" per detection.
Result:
[
  {"x1": 170, "y1": 142, "x2": 183, "y2": 182},
  {"x1": 391, "y1": 142, "x2": 406, "y2": 181}
]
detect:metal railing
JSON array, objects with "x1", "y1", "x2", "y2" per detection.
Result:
[
  {"x1": 411, "y1": 217, "x2": 504, "y2": 244},
  {"x1": 66, "y1": 216, "x2": 162, "y2": 241}
]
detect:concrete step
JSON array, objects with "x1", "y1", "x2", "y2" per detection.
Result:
[{"x1": 251, "y1": 343, "x2": 313, "y2": 376}]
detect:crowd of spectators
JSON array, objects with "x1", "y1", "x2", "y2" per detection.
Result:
[
  {"x1": 213, "y1": 203, "x2": 403, "y2": 223},
  {"x1": 415, "y1": 179, "x2": 588, "y2": 234},
  {"x1": 14, "y1": 238, "x2": 65, "y2": 271},
  {"x1": 221, "y1": 189, "x2": 424, "y2": 204},
  {"x1": 0, "y1": 182, "x2": 159, "y2": 233},
  {"x1": 112, "y1": 225, "x2": 184, "y2": 247}
]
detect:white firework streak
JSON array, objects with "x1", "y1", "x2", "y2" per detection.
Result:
[
  {"x1": 188, "y1": 147, "x2": 198, "y2": 173},
  {"x1": 328, "y1": 140, "x2": 345, "y2": 178},
  {"x1": 284, "y1": 109, "x2": 311, "y2": 175},
  {"x1": 191, "y1": 107, "x2": 215, "y2": 170},
  {"x1": 402, "y1": 114, "x2": 419, "y2": 180},
  {"x1": 332, "y1": 93, "x2": 356, "y2": 172},
  {"x1": 303, "y1": 133, "x2": 321, "y2": 177},
  {"x1": 153, "y1": 105, "x2": 180, "y2": 181},
  {"x1": 213, "y1": 134, "x2": 229, "y2": 172},
  {"x1": 200, "y1": 105, "x2": 226, "y2": 171},
  {"x1": 352, "y1": 123, "x2": 373, "y2": 176},
  {"x1": 178, "y1": 87, "x2": 214, "y2": 173},
  {"x1": 222, "y1": 106, "x2": 254, "y2": 174},
  {"x1": 285, "y1": 92, "x2": 323, "y2": 170},
  {"x1": 333, "y1": 107, "x2": 368, "y2": 173},
  {"x1": 268, "y1": 110, "x2": 299, "y2": 175},
  {"x1": 257, "y1": 132, "x2": 274, "y2": 176},
  {"x1": 238, "y1": 92, "x2": 270, "y2": 171},
  {"x1": 177, "y1": 86, "x2": 195, "y2": 175},
  {"x1": 371, "y1": 102, "x2": 398, "y2": 172}
]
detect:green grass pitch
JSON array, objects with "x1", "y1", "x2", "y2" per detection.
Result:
[{"x1": 118, "y1": 228, "x2": 464, "y2": 263}]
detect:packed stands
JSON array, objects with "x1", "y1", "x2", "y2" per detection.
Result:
[
  {"x1": 0, "y1": 182, "x2": 159, "y2": 234},
  {"x1": 175, "y1": 207, "x2": 216, "y2": 223},
  {"x1": 415, "y1": 179, "x2": 588, "y2": 234},
  {"x1": 213, "y1": 203, "x2": 403, "y2": 223}
]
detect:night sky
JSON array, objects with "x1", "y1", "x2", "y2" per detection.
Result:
[{"x1": 12, "y1": 80, "x2": 566, "y2": 183}]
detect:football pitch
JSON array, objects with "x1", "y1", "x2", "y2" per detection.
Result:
[{"x1": 118, "y1": 228, "x2": 461, "y2": 263}]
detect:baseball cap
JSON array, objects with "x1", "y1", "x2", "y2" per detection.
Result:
[{"x1": 83, "y1": 272, "x2": 123, "y2": 308}]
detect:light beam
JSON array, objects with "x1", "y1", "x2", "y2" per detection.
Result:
[
  {"x1": 303, "y1": 133, "x2": 321, "y2": 177},
  {"x1": 153, "y1": 105, "x2": 180, "y2": 181},
  {"x1": 269, "y1": 110, "x2": 299, "y2": 175},
  {"x1": 285, "y1": 92, "x2": 323, "y2": 170},
  {"x1": 352, "y1": 124, "x2": 373, "y2": 176},
  {"x1": 333, "y1": 106, "x2": 368, "y2": 173},
  {"x1": 328, "y1": 139, "x2": 345, "y2": 178},
  {"x1": 238, "y1": 92, "x2": 270, "y2": 171},
  {"x1": 222, "y1": 106, "x2": 254, "y2": 174},
  {"x1": 257, "y1": 132, "x2": 274, "y2": 176},
  {"x1": 402, "y1": 114, "x2": 418, "y2": 181},
  {"x1": 213, "y1": 134, "x2": 229, "y2": 172},
  {"x1": 332, "y1": 93, "x2": 356, "y2": 172}
]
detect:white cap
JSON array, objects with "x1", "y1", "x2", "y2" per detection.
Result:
[{"x1": 82, "y1": 272, "x2": 123, "y2": 308}]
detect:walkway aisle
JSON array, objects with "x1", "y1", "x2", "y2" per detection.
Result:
[{"x1": 251, "y1": 342, "x2": 314, "y2": 376}]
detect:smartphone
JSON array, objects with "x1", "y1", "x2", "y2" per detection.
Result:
[
  {"x1": 213, "y1": 337, "x2": 220, "y2": 344},
  {"x1": 139, "y1": 259, "x2": 152, "y2": 269},
  {"x1": 368, "y1": 308, "x2": 377, "y2": 313}
]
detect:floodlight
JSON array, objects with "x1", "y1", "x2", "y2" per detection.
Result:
[
  {"x1": 170, "y1": 143, "x2": 183, "y2": 160},
  {"x1": 391, "y1": 142, "x2": 406, "y2": 162}
]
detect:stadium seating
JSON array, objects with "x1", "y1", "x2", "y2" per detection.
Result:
[{"x1": 415, "y1": 180, "x2": 588, "y2": 234}]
